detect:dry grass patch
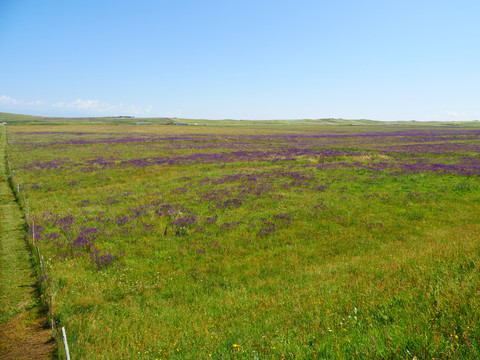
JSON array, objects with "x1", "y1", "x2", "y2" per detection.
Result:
[{"x1": 0, "y1": 313, "x2": 54, "y2": 360}]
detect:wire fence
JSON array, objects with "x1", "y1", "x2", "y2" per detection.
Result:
[{"x1": 4, "y1": 126, "x2": 72, "y2": 359}]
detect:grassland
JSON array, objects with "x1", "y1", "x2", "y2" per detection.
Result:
[
  {"x1": 3, "y1": 119, "x2": 480, "y2": 359},
  {"x1": 0, "y1": 126, "x2": 54, "y2": 359},
  {"x1": 2, "y1": 111, "x2": 479, "y2": 127}
]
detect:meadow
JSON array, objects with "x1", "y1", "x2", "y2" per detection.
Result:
[{"x1": 5, "y1": 122, "x2": 480, "y2": 359}]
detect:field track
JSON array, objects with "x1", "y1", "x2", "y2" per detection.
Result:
[{"x1": 0, "y1": 126, "x2": 54, "y2": 359}]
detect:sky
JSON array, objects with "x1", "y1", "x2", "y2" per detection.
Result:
[{"x1": 1, "y1": 0, "x2": 479, "y2": 121}]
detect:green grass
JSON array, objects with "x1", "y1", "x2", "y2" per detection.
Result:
[
  {"x1": 0, "y1": 125, "x2": 55, "y2": 359},
  {"x1": 3, "y1": 111, "x2": 480, "y2": 127},
  {"x1": 0, "y1": 126, "x2": 38, "y2": 323},
  {"x1": 4, "y1": 122, "x2": 480, "y2": 359}
]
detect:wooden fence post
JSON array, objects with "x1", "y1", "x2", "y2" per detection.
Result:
[
  {"x1": 49, "y1": 295, "x2": 53, "y2": 316},
  {"x1": 41, "y1": 255, "x2": 46, "y2": 278}
]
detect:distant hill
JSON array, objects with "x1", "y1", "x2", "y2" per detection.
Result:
[
  {"x1": 0, "y1": 112, "x2": 44, "y2": 122},
  {"x1": 1, "y1": 112, "x2": 479, "y2": 127}
]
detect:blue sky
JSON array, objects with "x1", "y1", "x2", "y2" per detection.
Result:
[{"x1": 1, "y1": 0, "x2": 479, "y2": 120}]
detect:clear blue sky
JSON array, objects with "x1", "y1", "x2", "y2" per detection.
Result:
[{"x1": 1, "y1": 0, "x2": 479, "y2": 120}]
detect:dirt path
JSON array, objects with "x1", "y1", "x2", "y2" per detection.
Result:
[{"x1": 0, "y1": 126, "x2": 54, "y2": 359}]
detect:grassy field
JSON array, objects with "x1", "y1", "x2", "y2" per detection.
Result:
[
  {"x1": 0, "y1": 126, "x2": 54, "y2": 359},
  {"x1": 4, "y1": 120, "x2": 480, "y2": 359},
  {"x1": 2, "y1": 111, "x2": 480, "y2": 127}
]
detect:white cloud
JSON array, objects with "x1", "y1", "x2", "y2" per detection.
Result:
[
  {"x1": 26, "y1": 100, "x2": 45, "y2": 106},
  {"x1": 0, "y1": 95, "x2": 152, "y2": 116},
  {"x1": 51, "y1": 99, "x2": 153, "y2": 116},
  {"x1": 0, "y1": 95, "x2": 23, "y2": 105},
  {"x1": 424, "y1": 113, "x2": 439, "y2": 120},
  {"x1": 165, "y1": 109, "x2": 183, "y2": 118},
  {"x1": 447, "y1": 110, "x2": 460, "y2": 118},
  {"x1": 0, "y1": 95, "x2": 155, "y2": 116},
  {"x1": 55, "y1": 99, "x2": 120, "y2": 113},
  {"x1": 124, "y1": 104, "x2": 153, "y2": 116}
]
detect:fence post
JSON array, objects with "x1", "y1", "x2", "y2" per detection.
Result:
[
  {"x1": 41, "y1": 255, "x2": 46, "y2": 278},
  {"x1": 48, "y1": 295, "x2": 55, "y2": 336},
  {"x1": 62, "y1": 327, "x2": 71, "y2": 360}
]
